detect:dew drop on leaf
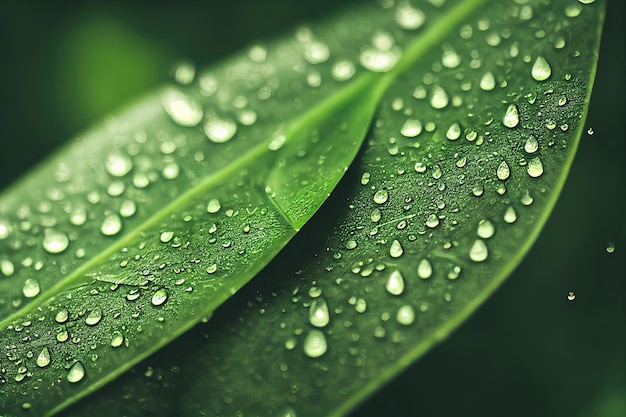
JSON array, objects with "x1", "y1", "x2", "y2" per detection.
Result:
[
  {"x1": 67, "y1": 361, "x2": 85, "y2": 383},
  {"x1": 531, "y1": 56, "x2": 552, "y2": 81},
  {"x1": 567, "y1": 291, "x2": 576, "y2": 301},
  {"x1": 0, "y1": 219, "x2": 12, "y2": 239},
  {"x1": 110, "y1": 331, "x2": 124, "y2": 348},
  {"x1": 42, "y1": 229, "x2": 69, "y2": 254},
  {"x1": 204, "y1": 116, "x2": 237, "y2": 143},
  {"x1": 36, "y1": 347, "x2": 51, "y2": 368},
  {"x1": 400, "y1": 119, "x2": 423, "y2": 137},
  {"x1": 527, "y1": 157, "x2": 544, "y2": 177},
  {"x1": 303, "y1": 330, "x2": 327, "y2": 358},
  {"x1": 395, "y1": 3, "x2": 425, "y2": 30},
  {"x1": 524, "y1": 135, "x2": 539, "y2": 153},
  {"x1": 606, "y1": 242, "x2": 615, "y2": 253},
  {"x1": 85, "y1": 307, "x2": 103, "y2": 326},
  {"x1": 1, "y1": 259, "x2": 14, "y2": 276},
  {"x1": 446, "y1": 122, "x2": 461, "y2": 140},
  {"x1": 206, "y1": 199, "x2": 221, "y2": 214},
  {"x1": 417, "y1": 259, "x2": 433, "y2": 279},
  {"x1": 303, "y1": 41, "x2": 330, "y2": 64},
  {"x1": 425, "y1": 214, "x2": 440, "y2": 229},
  {"x1": 331, "y1": 60, "x2": 356, "y2": 81},
  {"x1": 373, "y1": 189, "x2": 389, "y2": 204},
  {"x1": 151, "y1": 288, "x2": 169, "y2": 306},
  {"x1": 160, "y1": 231, "x2": 174, "y2": 243},
  {"x1": 161, "y1": 89, "x2": 203, "y2": 127},
  {"x1": 22, "y1": 278, "x2": 40, "y2": 298},
  {"x1": 430, "y1": 85, "x2": 449, "y2": 109},
  {"x1": 469, "y1": 239, "x2": 489, "y2": 262},
  {"x1": 105, "y1": 152, "x2": 133, "y2": 177},
  {"x1": 504, "y1": 206, "x2": 518, "y2": 224},
  {"x1": 171, "y1": 60, "x2": 196, "y2": 85},
  {"x1": 55, "y1": 309, "x2": 69, "y2": 324},
  {"x1": 477, "y1": 220, "x2": 495, "y2": 239},
  {"x1": 389, "y1": 239, "x2": 404, "y2": 258},
  {"x1": 497, "y1": 161, "x2": 511, "y2": 180},
  {"x1": 480, "y1": 71, "x2": 496, "y2": 91},
  {"x1": 359, "y1": 48, "x2": 400, "y2": 73},
  {"x1": 101, "y1": 214, "x2": 122, "y2": 236},
  {"x1": 396, "y1": 305, "x2": 415, "y2": 325},
  {"x1": 386, "y1": 269, "x2": 405, "y2": 296},
  {"x1": 503, "y1": 104, "x2": 520, "y2": 128},
  {"x1": 309, "y1": 298, "x2": 330, "y2": 328}
]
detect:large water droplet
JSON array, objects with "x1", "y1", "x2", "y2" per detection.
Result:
[
  {"x1": 446, "y1": 123, "x2": 461, "y2": 140},
  {"x1": 425, "y1": 214, "x2": 440, "y2": 229},
  {"x1": 503, "y1": 104, "x2": 520, "y2": 128},
  {"x1": 36, "y1": 347, "x2": 51, "y2": 368},
  {"x1": 151, "y1": 288, "x2": 168, "y2": 306},
  {"x1": 0, "y1": 220, "x2": 11, "y2": 240},
  {"x1": 23, "y1": 278, "x2": 40, "y2": 298},
  {"x1": 480, "y1": 71, "x2": 496, "y2": 91},
  {"x1": 171, "y1": 61, "x2": 196, "y2": 85},
  {"x1": 204, "y1": 116, "x2": 237, "y2": 143},
  {"x1": 400, "y1": 119, "x2": 422, "y2": 137},
  {"x1": 67, "y1": 361, "x2": 85, "y2": 383},
  {"x1": 417, "y1": 259, "x2": 433, "y2": 279},
  {"x1": 504, "y1": 206, "x2": 518, "y2": 224},
  {"x1": 524, "y1": 136, "x2": 539, "y2": 153},
  {"x1": 206, "y1": 199, "x2": 221, "y2": 214},
  {"x1": 395, "y1": 3, "x2": 425, "y2": 30},
  {"x1": 527, "y1": 157, "x2": 544, "y2": 178},
  {"x1": 477, "y1": 220, "x2": 495, "y2": 239},
  {"x1": 1, "y1": 259, "x2": 14, "y2": 276},
  {"x1": 111, "y1": 331, "x2": 124, "y2": 348},
  {"x1": 309, "y1": 298, "x2": 330, "y2": 328},
  {"x1": 373, "y1": 189, "x2": 389, "y2": 204},
  {"x1": 162, "y1": 89, "x2": 203, "y2": 127},
  {"x1": 396, "y1": 305, "x2": 415, "y2": 325},
  {"x1": 303, "y1": 41, "x2": 330, "y2": 64},
  {"x1": 42, "y1": 229, "x2": 69, "y2": 254},
  {"x1": 430, "y1": 86, "x2": 449, "y2": 109},
  {"x1": 303, "y1": 330, "x2": 327, "y2": 358},
  {"x1": 386, "y1": 269, "x2": 405, "y2": 296},
  {"x1": 531, "y1": 56, "x2": 552, "y2": 81},
  {"x1": 105, "y1": 152, "x2": 133, "y2": 177},
  {"x1": 101, "y1": 214, "x2": 122, "y2": 236},
  {"x1": 469, "y1": 239, "x2": 488, "y2": 262},
  {"x1": 85, "y1": 308, "x2": 102, "y2": 326},
  {"x1": 389, "y1": 239, "x2": 404, "y2": 258},
  {"x1": 497, "y1": 161, "x2": 511, "y2": 180}
]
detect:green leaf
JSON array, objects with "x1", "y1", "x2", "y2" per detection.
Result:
[{"x1": 1, "y1": 0, "x2": 606, "y2": 416}]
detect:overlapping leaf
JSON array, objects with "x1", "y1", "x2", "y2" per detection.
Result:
[{"x1": 1, "y1": 0, "x2": 604, "y2": 416}]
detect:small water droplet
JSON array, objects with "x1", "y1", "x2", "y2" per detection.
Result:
[
  {"x1": 497, "y1": 161, "x2": 511, "y2": 180},
  {"x1": 67, "y1": 361, "x2": 85, "y2": 383},
  {"x1": 504, "y1": 206, "x2": 518, "y2": 224},
  {"x1": 206, "y1": 199, "x2": 221, "y2": 214},
  {"x1": 400, "y1": 119, "x2": 422, "y2": 137},
  {"x1": 521, "y1": 190, "x2": 534, "y2": 206},
  {"x1": 477, "y1": 220, "x2": 495, "y2": 239},
  {"x1": 36, "y1": 347, "x2": 51, "y2": 368},
  {"x1": 469, "y1": 239, "x2": 488, "y2": 262},
  {"x1": 395, "y1": 3, "x2": 425, "y2": 30},
  {"x1": 152, "y1": 288, "x2": 168, "y2": 306},
  {"x1": 442, "y1": 47, "x2": 460, "y2": 68},
  {"x1": 430, "y1": 86, "x2": 449, "y2": 109},
  {"x1": 587, "y1": 127, "x2": 594, "y2": 135},
  {"x1": 162, "y1": 89, "x2": 203, "y2": 127},
  {"x1": 567, "y1": 291, "x2": 576, "y2": 301},
  {"x1": 204, "y1": 116, "x2": 237, "y2": 143},
  {"x1": 303, "y1": 41, "x2": 330, "y2": 64},
  {"x1": 480, "y1": 71, "x2": 496, "y2": 91},
  {"x1": 332, "y1": 60, "x2": 356, "y2": 81},
  {"x1": 105, "y1": 152, "x2": 133, "y2": 177},
  {"x1": 386, "y1": 269, "x2": 405, "y2": 296},
  {"x1": 171, "y1": 61, "x2": 196, "y2": 85},
  {"x1": 531, "y1": 56, "x2": 552, "y2": 81},
  {"x1": 162, "y1": 162, "x2": 180, "y2": 180},
  {"x1": 359, "y1": 47, "x2": 400, "y2": 72},
  {"x1": 606, "y1": 242, "x2": 615, "y2": 253},
  {"x1": 527, "y1": 157, "x2": 544, "y2": 177},
  {"x1": 55, "y1": 309, "x2": 69, "y2": 323},
  {"x1": 101, "y1": 214, "x2": 122, "y2": 236},
  {"x1": 389, "y1": 239, "x2": 404, "y2": 258},
  {"x1": 110, "y1": 331, "x2": 125, "y2": 348},
  {"x1": 1, "y1": 259, "x2": 14, "y2": 276},
  {"x1": 417, "y1": 259, "x2": 433, "y2": 279},
  {"x1": 396, "y1": 305, "x2": 415, "y2": 325},
  {"x1": 43, "y1": 229, "x2": 69, "y2": 254},
  {"x1": 524, "y1": 136, "x2": 539, "y2": 153},
  {"x1": 22, "y1": 278, "x2": 40, "y2": 298},
  {"x1": 85, "y1": 308, "x2": 102, "y2": 326},
  {"x1": 309, "y1": 298, "x2": 330, "y2": 328},
  {"x1": 446, "y1": 123, "x2": 461, "y2": 140},
  {"x1": 248, "y1": 45, "x2": 267, "y2": 62},
  {"x1": 303, "y1": 330, "x2": 327, "y2": 358},
  {"x1": 503, "y1": 104, "x2": 520, "y2": 128},
  {"x1": 373, "y1": 189, "x2": 389, "y2": 204},
  {"x1": 345, "y1": 240, "x2": 358, "y2": 250},
  {"x1": 425, "y1": 214, "x2": 440, "y2": 229}
]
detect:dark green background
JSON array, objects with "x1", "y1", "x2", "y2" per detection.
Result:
[{"x1": 0, "y1": 1, "x2": 623, "y2": 416}]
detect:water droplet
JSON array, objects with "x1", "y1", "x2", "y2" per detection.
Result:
[
  {"x1": 567, "y1": 291, "x2": 576, "y2": 301},
  {"x1": 430, "y1": 86, "x2": 449, "y2": 109},
  {"x1": 1, "y1": 259, "x2": 14, "y2": 276},
  {"x1": 469, "y1": 239, "x2": 488, "y2": 262},
  {"x1": 303, "y1": 330, "x2": 327, "y2": 358},
  {"x1": 206, "y1": 199, "x2": 221, "y2": 214},
  {"x1": 373, "y1": 189, "x2": 389, "y2": 204},
  {"x1": 386, "y1": 269, "x2": 405, "y2": 296},
  {"x1": 105, "y1": 152, "x2": 133, "y2": 177},
  {"x1": 587, "y1": 127, "x2": 594, "y2": 135},
  {"x1": 162, "y1": 162, "x2": 180, "y2": 180},
  {"x1": 332, "y1": 60, "x2": 356, "y2": 81},
  {"x1": 22, "y1": 278, "x2": 40, "y2": 298},
  {"x1": 606, "y1": 242, "x2": 615, "y2": 253},
  {"x1": 400, "y1": 119, "x2": 422, "y2": 137},
  {"x1": 160, "y1": 231, "x2": 174, "y2": 243},
  {"x1": 151, "y1": 288, "x2": 168, "y2": 306},
  {"x1": 85, "y1": 308, "x2": 102, "y2": 326},
  {"x1": 480, "y1": 71, "x2": 496, "y2": 91},
  {"x1": 248, "y1": 45, "x2": 267, "y2": 62},
  {"x1": 414, "y1": 162, "x2": 427, "y2": 173},
  {"x1": 309, "y1": 298, "x2": 330, "y2": 328},
  {"x1": 396, "y1": 305, "x2": 415, "y2": 325},
  {"x1": 67, "y1": 361, "x2": 85, "y2": 383},
  {"x1": 504, "y1": 206, "x2": 517, "y2": 224},
  {"x1": 110, "y1": 331, "x2": 124, "y2": 347},
  {"x1": 521, "y1": 190, "x2": 534, "y2": 206},
  {"x1": 503, "y1": 104, "x2": 520, "y2": 128},
  {"x1": 527, "y1": 157, "x2": 544, "y2": 178},
  {"x1": 524, "y1": 136, "x2": 539, "y2": 153},
  {"x1": 360, "y1": 48, "x2": 400, "y2": 73},
  {"x1": 532, "y1": 56, "x2": 552, "y2": 81},
  {"x1": 417, "y1": 259, "x2": 433, "y2": 279},
  {"x1": 395, "y1": 3, "x2": 425, "y2": 30},
  {"x1": 345, "y1": 240, "x2": 358, "y2": 250},
  {"x1": 446, "y1": 123, "x2": 461, "y2": 140},
  {"x1": 55, "y1": 309, "x2": 69, "y2": 323},
  {"x1": 477, "y1": 220, "x2": 495, "y2": 239},
  {"x1": 171, "y1": 61, "x2": 196, "y2": 85},
  {"x1": 425, "y1": 214, "x2": 440, "y2": 229},
  {"x1": 101, "y1": 214, "x2": 122, "y2": 236},
  {"x1": 162, "y1": 89, "x2": 203, "y2": 127},
  {"x1": 389, "y1": 239, "x2": 404, "y2": 258},
  {"x1": 43, "y1": 229, "x2": 69, "y2": 254},
  {"x1": 36, "y1": 347, "x2": 51, "y2": 368},
  {"x1": 206, "y1": 264, "x2": 218, "y2": 274},
  {"x1": 497, "y1": 161, "x2": 511, "y2": 181},
  {"x1": 0, "y1": 220, "x2": 11, "y2": 239},
  {"x1": 303, "y1": 41, "x2": 330, "y2": 64},
  {"x1": 204, "y1": 116, "x2": 237, "y2": 143}
]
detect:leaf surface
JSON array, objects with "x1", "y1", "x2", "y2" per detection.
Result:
[{"x1": 51, "y1": 0, "x2": 604, "y2": 416}]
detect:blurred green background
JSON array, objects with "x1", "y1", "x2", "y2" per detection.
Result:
[{"x1": 0, "y1": 1, "x2": 623, "y2": 416}]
